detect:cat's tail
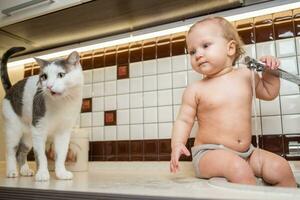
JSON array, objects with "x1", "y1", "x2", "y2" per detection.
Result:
[{"x1": 0, "y1": 47, "x2": 25, "y2": 93}]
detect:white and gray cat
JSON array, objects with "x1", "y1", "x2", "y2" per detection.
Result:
[{"x1": 0, "y1": 47, "x2": 83, "y2": 181}]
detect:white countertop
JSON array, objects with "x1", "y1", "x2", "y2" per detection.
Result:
[{"x1": 0, "y1": 161, "x2": 300, "y2": 199}]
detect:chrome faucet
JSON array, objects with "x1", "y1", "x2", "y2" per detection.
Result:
[{"x1": 244, "y1": 56, "x2": 300, "y2": 87}]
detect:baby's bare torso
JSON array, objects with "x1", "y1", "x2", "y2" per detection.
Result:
[{"x1": 194, "y1": 68, "x2": 253, "y2": 152}]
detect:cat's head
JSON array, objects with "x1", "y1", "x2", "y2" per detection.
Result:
[{"x1": 34, "y1": 51, "x2": 83, "y2": 99}]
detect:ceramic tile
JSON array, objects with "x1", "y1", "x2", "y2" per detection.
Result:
[
  {"x1": 117, "y1": 79, "x2": 129, "y2": 94},
  {"x1": 92, "y1": 97, "x2": 104, "y2": 112},
  {"x1": 104, "y1": 95, "x2": 117, "y2": 110},
  {"x1": 130, "y1": 77, "x2": 143, "y2": 93},
  {"x1": 83, "y1": 84, "x2": 92, "y2": 98},
  {"x1": 262, "y1": 116, "x2": 282, "y2": 135},
  {"x1": 260, "y1": 97, "x2": 281, "y2": 116},
  {"x1": 143, "y1": 60, "x2": 157, "y2": 75},
  {"x1": 117, "y1": 125, "x2": 130, "y2": 140},
  {"x1": 172, "y1": 55, "x2": 187, "y2": 72},
  {"x1": 243, "y1": 44, "x2": 256, "y2": 58},
  {"x1": 143, "y1": 91, "x2": 157, "y2": 107},
  {"x1": 93, "y1": 68, "x2": 105, "y2": 83},
  {"x1": 276, "y1": 38, "x2": 296, "y2": 57},
  {"x1": 158, "y1": 106, "x2": 173, "y2": 122},
  {"x1": 188, "y1": 70, "x2": 201, "y2": 85},
  {"x1": 92, "y1": 111, "x2": 104, "y2": 127},
  {"x1": 104, "y1": 66, "x2": 117, "y2": 81},
  {"x1": 144, "y1": 124, "x2": 158, "y2": 139},
  {"x1": 83, "y1": 70, "x2": 93, "y2": 84},
  {"x1": 104, "y1": 126, "x2": 117, "y2": 141},
  {"x1": 130, "y1": 124, "x2": 144, "y2": 140},
  {"x1": 282, "y1": 115, "x2": 300, "y2": 133},
  {"x1": 157, "y1": 73, "x2": 172, "y2": 89},
  {"x1": 92, "y1": 127, "x2": 104, "y2": 141},
  {"x1": 173, "y1": 71, "x2": 187, "y2": 87},
  {"x1": 144, "y1": 107, "x2": 158, "y2": 123},
  {"x1": 129, "y1": 62, "x2": 143, "y2": 77},
  {"x1": 295, "y1": 37, "x2": 300, "y2": 55},
  {"x1": 173, "y1": 88, "x2": 185, "y2": 105},
  {"x1": 93, "y1": 82, "x2": 104, "y2": 97},
  {"x1": 104, "y1": 110, "x2": 117, "y2": 126},
  {"x1": 130, "y1": 108, "x2": 143, "y2": 124},
  {"x1": 130, "y1": 93, "x2": 143, "y2": 108},
  {"x1": 157, "y1": 57, "x2": 172, "y2": 74},
  {"x1": 251, "y1": 99, "x2": 261, "y2": 117},
  {"x1": 279, "y1": 56, "x2": 298, "y2": 74},
  {"x1": 117, "y1": 109, "x2": 129, "y2": 125},
  {"x1": 281, "y1": 95, "x2": 300, "y2": 114},
  {"x1": 117, "y1": 94, "x2": 129, "y2": 109},
  {"x1": 280, "y1": 79, "x2": 300, "y2": 95},
  {"x1": 158, "y1": 122, "x2": 173, "y2": 139},
  {"x1": 252, "y1": 116, "x2": 262, "y2": 135},
  {"x1": 173, "y1": 105, "x2": 180, "y2": 121},
  {"x1": 256, "y1": 41, "x2": 276, "y2": 58},
  {"x1": 80, "y1": 113, "x2": 92, "y2": 127},
  {"x1": 158, "y1": 89, "x2": 172, "y2": 106},
  {"x1": 143, "y1": 75, "x2": 157, "y2": 91},
  {"x1": 104, "y1": 81, "x2": 116, "y2": 96}
]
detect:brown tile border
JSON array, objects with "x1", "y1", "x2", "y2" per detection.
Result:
[
  {"x1": 89, "y1": 135, "x2": 300, "y2": 161},
  {"x1": 81, "y1": 98, "x2": 92, "y2": 113}
]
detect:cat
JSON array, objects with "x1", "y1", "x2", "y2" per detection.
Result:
[{"x1": 1, "y1": 47, "x2": 83, "y2": 181}]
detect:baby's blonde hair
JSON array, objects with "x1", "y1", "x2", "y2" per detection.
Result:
[{"x1": 187, "y1": 16, "x2": 245, "y2": 65}]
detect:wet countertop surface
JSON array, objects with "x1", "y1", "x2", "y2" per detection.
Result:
[{"x1": 0, "y1": 161, "x2": 300, "y2": 200}]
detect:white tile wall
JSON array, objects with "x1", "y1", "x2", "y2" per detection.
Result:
[
  {"x1": 261, "y1": 116, "x2": 282, "y2": 135},
  {"x1": 282, "y1": 115, "x2": 300, "y2": 134},
  {"x1": 144, "y1": 91, "x2": 157, "y2": 107},
  {"x1": 276, "y1": 38, "x2": 296, "y2": 58},
  {"x1": 130, "y1": 62, "x2": 143, "y2": 77},
  {"x1": 256, "y1": 41, "x2": 276, "y2": 58},
  {"x1": 82, "y1": 31, "x2": 300, "y2": 142},
  {"x1": 143, "y1": 75, "x2": 157, "y2": 91},
  {"x1": 157, "y1": 57, "x2": 172, "y2": 73},
  {"x1": 143, "y1": 60, "x2": 157, "y2": 75},
  {"x1": 105, "y1": 66, "x2": 117, "y2": 81},
  {"x1": 93, "y1": 68, "x2": 104, "y2": 82},
  {"x1": 158, "y1": 122, "x2": 173, "y2": 139}
]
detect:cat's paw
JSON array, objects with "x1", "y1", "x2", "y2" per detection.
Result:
[
  {"x1": 7, "y1": 170, "x2": 18, "y2": 178},
  {"x1": 56, "y1": 170, "x2": 73, "y2": 180},
  {"x1": 20, "y1": 165, "x2": 34, "y2": 177},
  {"x1": 35, "y1": 169, "x2": 50, "y2": 181}
]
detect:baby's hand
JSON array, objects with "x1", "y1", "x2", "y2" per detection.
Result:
[
  {"x1": 259, "y1": 56, "x2": 280, "y2": 70},
  {"x1": 170, "y1": 143, "x2": 190, "y2": 173}
]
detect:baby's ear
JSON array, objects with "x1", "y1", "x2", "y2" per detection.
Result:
[{"x1": 227, "y1": 40, "x2": 236, "y2": 57}]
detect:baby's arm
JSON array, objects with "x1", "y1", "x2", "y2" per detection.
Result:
[
  {"x1": 170, "y1": 85, "x2": 198, "y2": 173},
  {"x1": 254, "y1": 56, "x2": 280, "y2": 100}
]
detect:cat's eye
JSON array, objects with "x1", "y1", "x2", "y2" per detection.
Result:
[
  {"x1": 40, "y1": 73, "x2": 47, "y2": 81},
  {"x1": 57, "y1": 72, "x2": 66, "y2": 78}
]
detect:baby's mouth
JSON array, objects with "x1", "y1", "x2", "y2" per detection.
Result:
[{"x1": 198, "y1": 61, "x2": 208, "y2": 67}]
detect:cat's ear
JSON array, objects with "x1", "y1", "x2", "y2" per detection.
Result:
[
  {"x1": 34, "y1": 57, "x2": 49, "y2": 68},
  {"x1": 66, "y1": 51, "x2": 80, "y2": 65}
]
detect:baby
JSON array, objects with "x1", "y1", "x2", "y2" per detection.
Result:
[{"x1": 170, "y1": 16, "x2": 296, "y2": 187}]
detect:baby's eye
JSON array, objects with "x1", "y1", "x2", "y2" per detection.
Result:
[
  {"x1": 203, "y1": 43, "x2": 210, "y2": 48},
  {"x1": 40, "y1": 73, "x2": 47, "y2": 81},
  {"x1": 57, "y1": 72, "x2": 66, "y2": 78},
  {"x1": 189, "y1": 50, "x2": 196, "y2": 56}
]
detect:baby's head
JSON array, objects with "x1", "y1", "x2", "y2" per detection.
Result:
[{"x1": 187, "y1": 16, "x2": 244, "y2": 66}]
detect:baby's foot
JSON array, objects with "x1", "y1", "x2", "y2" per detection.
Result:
[
  {"x1": 56, "y1": 169, "x2": 73, "y2": 180},
  {"x1": 20, "y1": 165, "x2": 34, "y2": 176},
  {"x1": 35, "y1": 169, "x2": 50, "y2": 181},
  {"x1": 7, "y1": 169, "x2": 18, "y2": 178}
]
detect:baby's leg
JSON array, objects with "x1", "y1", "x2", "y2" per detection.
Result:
[
  {"x1": 248, "y1": 149, "x2": 296, "y2": 187},
  {"x1": 198, "y1": 150, "x2": 256, "y2": 185}
]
